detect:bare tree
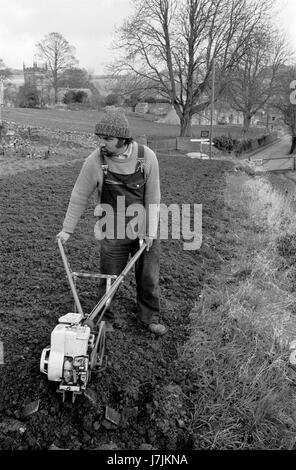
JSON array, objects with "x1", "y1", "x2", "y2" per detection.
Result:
[
  {"x1": 35, "y1": 32, "x2": 77, "y2": 104},
  {"x1": 224, "y1": 28, "x2": 289, "y2": 133},
  {"x1": 112, "y1": 0, "x2": 274, "y2": 136}
]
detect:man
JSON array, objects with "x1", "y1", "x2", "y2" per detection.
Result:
[{"x1": 56, "y1": 109, "x2": 166, "y2": 336}]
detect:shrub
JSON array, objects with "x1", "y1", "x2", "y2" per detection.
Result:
[
  {"x1": 214, "y1": 133, "x2": 275, "y2": 156},
  {"x1": 63, "y1": 90, "x2": 75, "y2": 104},
  {"x1": 124, "y1": 93, "x2": 141, "y2": 111},
  {"x1": 104, "y1": 93, "x2": 121, "y2": 106},
  {"x1": 63, "y1": 90, "x2": 88, "y2": 105},
  {"x1": 17, "y1": 85, "x2": 40, "y2": 108},
  {"x1": 75, "y1": 90, "x2": 88, "y2": 103},
  {"x1": 213, "y1": 135, "x2": 235, "y2": 152},
  {"x1": 258, "y1": 135, "x2": 267, "y2": 146}
]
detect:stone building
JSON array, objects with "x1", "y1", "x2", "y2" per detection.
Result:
[
  {"x1": 23, "y1": 62, "x2": 51, "y2": 105},
  {"x1": 23, "y1": 62, "x2": 48, "y2": 87}
]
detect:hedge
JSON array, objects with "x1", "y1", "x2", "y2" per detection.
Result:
[{"x1": 213, "y1": 134, "x2": 277, "y2": 156}]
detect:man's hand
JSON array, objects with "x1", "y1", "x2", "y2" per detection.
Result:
[
  {"x1": 56, "y1": 231, "x2": 70, "y2": 244},
  {"x1": 143, "y1": 236, "x2": 154, "y2": 251}
]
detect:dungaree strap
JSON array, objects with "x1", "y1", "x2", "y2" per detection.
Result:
[{"x1": 137, "y1": 144, "x2": 145, "y2": 173}]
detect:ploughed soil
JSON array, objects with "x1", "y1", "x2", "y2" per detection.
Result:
[{"x1": 0, "y1": 126, "x2": 234, "y2": 450}]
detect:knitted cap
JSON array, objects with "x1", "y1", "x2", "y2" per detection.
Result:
[{"x1": 94, "y1": 109, "x2": 131, "y2": 138}]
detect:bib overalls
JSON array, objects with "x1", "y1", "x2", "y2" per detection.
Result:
[{"x1": 98, "y1": 145, "x2": 160, "y2": 326}]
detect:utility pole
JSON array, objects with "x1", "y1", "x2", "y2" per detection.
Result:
[{"x1": 209, "y1": 58, "x2": 215, "y2": 159}]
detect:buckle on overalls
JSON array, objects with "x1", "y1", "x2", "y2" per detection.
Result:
[
  {"x1": 138, "y1": 158, "x2": 145, "y2": 173},
  {"x1": 101, "y1": 164, "x2": 108, "y2": 176}
]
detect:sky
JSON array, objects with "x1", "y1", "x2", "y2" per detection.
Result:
[
  {"x1": 0, "y1": 0, "x2": 296, "y2": 75},
  {"x1": 275, "y1": 0, "x2": 296, "y2": 55},
  {"x1": 0, "y1": 0, "x2": 133, "y2": 74}
]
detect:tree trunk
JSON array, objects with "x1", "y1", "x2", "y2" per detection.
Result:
[
  {"x1": 54, "y1": 85, "x2": 58, "y2": 104},
  {"x1": 53, "y1": 69, "x2": 58, "y2": 104},
  {"x1": 243, "y1": 113, "x2": 252, "y2": 134},
  {"x1": 289, "y1": 135, "x2": 296, "y2": 154},
  {"x1": 180, "y1": 113, "x2": 192, "y2": 137}
]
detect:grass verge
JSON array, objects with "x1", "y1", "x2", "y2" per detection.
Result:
[{"x1": 181, "y1": 172, "x2": 296, "y2": 449}]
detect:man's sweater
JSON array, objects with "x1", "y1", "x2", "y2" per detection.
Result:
[{"x1": 62, "y1": 141, "x2": 161, "y2": 237}]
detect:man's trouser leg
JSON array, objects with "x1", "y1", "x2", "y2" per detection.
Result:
[
  {"x1": 134, "y1": 238, "x2": 160, "y2": 325},
  {"x1": 99, "y1": 238, "x2": 131, "y2": 322}
]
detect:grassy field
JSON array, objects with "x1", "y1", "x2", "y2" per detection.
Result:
[
  {"x1": 2, "y1": 106, "x2": 267, "y2": 140},
  {"x1": 181, "y1": 173, "x2": 296, "y2": 449}
]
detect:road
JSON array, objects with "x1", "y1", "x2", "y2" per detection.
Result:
[
  {"x1": 248, "y1": 134, "x2": 296, "y2": 193},
  {"x1": 251, "y1": 134, "x2": 291, "y2": 160},
  {"x1": 250, "y1": 134, "x2": 295, "y2": 172}
]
